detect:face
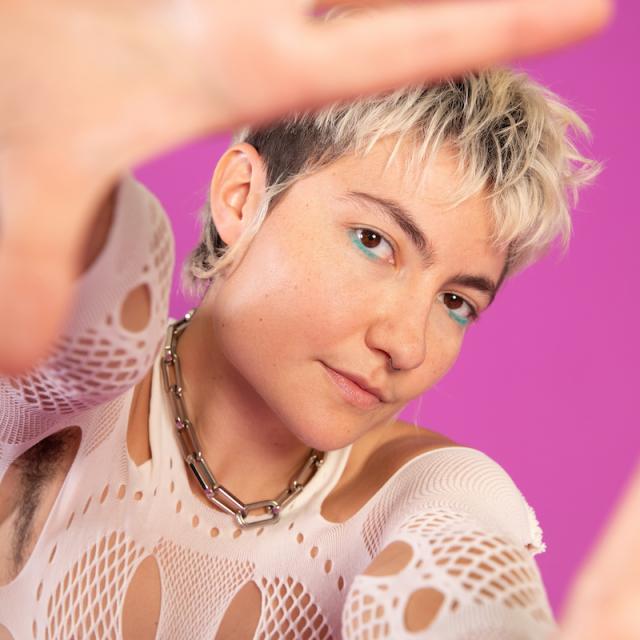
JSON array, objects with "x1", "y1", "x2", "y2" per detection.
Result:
[{"x1": 203, "y1": 138, "x2": 506, "y2": 451}]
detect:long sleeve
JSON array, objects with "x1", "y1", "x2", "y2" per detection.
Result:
[
  {"x1": 0, "y1": 173, "x2": 174, "y2": 466},
  {"x1": 341, "y1": 447, "x2": 556, "y2": 639}
]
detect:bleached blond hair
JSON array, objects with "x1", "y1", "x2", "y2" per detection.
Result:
[{"x1": 183, "y1": 67, "x2": 600, "y2": 297}]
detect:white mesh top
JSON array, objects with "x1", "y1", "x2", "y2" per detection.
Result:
[{"x1": 0, "y1": 174, "x2": 556, "y2": 639}]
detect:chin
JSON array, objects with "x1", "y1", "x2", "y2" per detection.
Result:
[{"x1": 281, "y1": 403, "x2": 374, "y2": 453}]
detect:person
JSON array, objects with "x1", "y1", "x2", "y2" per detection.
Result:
[{"x1": 4, "y1": 1, "x2": 638, "y2": 639}]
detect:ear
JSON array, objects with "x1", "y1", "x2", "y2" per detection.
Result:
[{"x1": 208, "y1": 143, "x2": 268, "y2": 246}]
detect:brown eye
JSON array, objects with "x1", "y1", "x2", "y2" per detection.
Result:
[
  {"x1": 443, "y1": 293, "x2": 464, "y2": 310},
  {"x1": 360, "y1": 229, "x2": 382, "y2": 248},
  {"x1": 439, "y1": 292, "x2": 477, "y2": 327},
  {"x1": 350, "y1": 228, "x2": 395, "y2": 263}
]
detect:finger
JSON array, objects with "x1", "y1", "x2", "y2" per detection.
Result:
[
  {"x1": 0, "y1": 149, "x2": 107, "y2": 375},
  {"x1": 288, "y1": 0, "x2": 611, "y2": 109}
]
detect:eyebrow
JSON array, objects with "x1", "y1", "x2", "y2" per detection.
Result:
[{"x1": 342, "y1": 190, "x2": 500, "y2": 306}]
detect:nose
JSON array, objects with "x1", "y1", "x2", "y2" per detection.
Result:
[{"x1": 365, "y1": 291, "x2": 432, "y2": 372}]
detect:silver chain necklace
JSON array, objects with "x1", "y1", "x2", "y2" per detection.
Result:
[{"x1": 161, "y1": 309, "x2": 325, "y2": 529}]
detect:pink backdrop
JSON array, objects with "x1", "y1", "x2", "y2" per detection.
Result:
[{"x1": 133, "y1": 1, "x2": 639, "y2": 615}]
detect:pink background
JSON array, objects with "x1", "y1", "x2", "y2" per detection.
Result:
[{"x1": 133, "y1": 1, "x2": 638, "y2": 616}]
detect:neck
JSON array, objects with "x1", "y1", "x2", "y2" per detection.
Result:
[{"x1": 174, "y1": 305, "x2": 315, "y2": 504}]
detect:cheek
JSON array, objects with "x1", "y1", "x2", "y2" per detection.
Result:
[
  {"x1": 412, "y1": 316, "x2": 465, "y2": 395},
  {"x1": 211, "y1": 229, "x2": 357, "y2": 363}
]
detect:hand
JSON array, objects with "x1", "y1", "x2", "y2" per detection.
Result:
[
  {"x1": 0, "y1": 0, "x2": 612, "y2": 374},
  {"x1": 556, "y1": 460, "x2": 640, "y2": 640}
]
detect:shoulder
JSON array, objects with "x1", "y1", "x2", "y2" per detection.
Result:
[
  {"x1": 323, "y1": 420, "x2": 460, "y2": 522},
  {"x1": 328, "y1": 420, "x2": 545, "y2": 554},
  {"x1": 391, "y1": 431, "x2": 545, "y2": 555}
]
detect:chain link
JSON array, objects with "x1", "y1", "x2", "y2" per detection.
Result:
[{"x1": 161, "y1": 309, "x2": 325, "y2": 529}]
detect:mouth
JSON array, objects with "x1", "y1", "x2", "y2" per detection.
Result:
[{"x1": 321, "y1": 363, "x2": 382, "y2": 410}]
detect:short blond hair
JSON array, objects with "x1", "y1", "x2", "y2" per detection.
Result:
[{"x1": 184, "y1": 67, "x2": 600, "y2": 297}]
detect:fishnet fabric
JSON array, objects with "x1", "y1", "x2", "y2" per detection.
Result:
[
  {"x1": 361, "y1": 447, "x2": 546, "y2": 561},
  {"x1": 0, "y1": 175, "x2": 172, "y2": 448},
  {"x1": 43, "y1": 531, "x2": 146, "y2": 640},
  {"x1": 81, "y1": 394, "x2": 126, "y2": 458},
  {"x1": 361, "y1": 474, "x2": 405, "y2": 559},
  {"x1": 0, "y1": 176, "x2": 555, "y2": 640},
  {"x1": 343, "y1": 507, "x2": 554, "y2": 639},
  {"x1": 154, "y1": 538, "x2": 255, "y2": 639},
  {"x1": 255, "y1": 575, "x2": 333, "y2": 640}
]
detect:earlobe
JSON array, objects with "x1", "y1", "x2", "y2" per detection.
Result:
[{"x1": 208, "y1": 143, "x2": 267, "y2": 246}]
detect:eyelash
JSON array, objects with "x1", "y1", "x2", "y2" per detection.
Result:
[{"x1": 348, "y1": 227, "x2": 479, "y2": 327}]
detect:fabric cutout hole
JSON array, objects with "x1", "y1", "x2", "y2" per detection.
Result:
[
  {"x1": 210, "y1": 527, "x2": 220, "y2": 538},
  {"x1": 122, "y1": 555, "x2": 162, "y2": 640},
  {"x1": 126, "y1": 369, "x2": 153, "y2": 466},
  {"x1": 82, "y1": 496, "x2": 92, "y2": 514},
  {"x1": 215, "y1": 580, "x2": 261, "y2": 640},
  {"x1": 120, "y1": 283, "x2": 151, "y2": 333},
  {"x1": 309, "y1": 546, "x2": 318, "y2": 559},
  {"x1": 403, "y1": 587, "x2": 445, "y2": 632},
  {"x1": 192, "y1": 515, "x2": 199, "y2": 528},
  {"x1": 117, "y1": 484, "x2": 126, "y2": 499},
  {"x1": 364, "y1": 541, "x2": 413, "y2": 577},
  {"x1": 337, "y1": 576, "x2": 345, "y2": 591},
  {"x1": 256, "y1": 527, "x2": 264, "y2": 536},
  {"x1": 233, "y1": 529, "x2": 242, "y2": 539},
  {"x1": 134, "y1": 491, "x2": 143, "y2": 501},
  {"x1": 0, "y1": 426, "x2": 81, "y2": 585},
  {"x1": 66, "y1": 512, "x2": 75, "y2": 529},
  {"x1": 296, "y1": 533, "x2": 304, "y2": 544},
  {"x1": 100, "y1": 484, "x2": 110, "y2": 503},
  {"x1": 176, "y1": 500, "x2": 182, "y2": 513},
  {"x1": 324, "y1": 560, "x2": 332, "y2": 574}
]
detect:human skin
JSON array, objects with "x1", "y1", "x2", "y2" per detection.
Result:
[
  {"x1": 0, "y1": 0, "x2": 611, "y2": 376},
  {"x1": 173, "y1": 138, "x2": 506, "y2": 501},
  {"x1": 3, "y1": 1, "x2": 634, "y2": 634},
  {"x1": 556, "y1": 461, "x2": 640, "y2": 639}
]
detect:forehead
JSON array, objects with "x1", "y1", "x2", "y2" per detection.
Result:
[
  {"x1": 323, "y1": 136, "x2": 464, "y2": 199},
  {"x1": 283, "y1": 137, "x2": 507, "y2": 284}
]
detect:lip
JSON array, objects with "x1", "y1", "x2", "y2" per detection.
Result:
[{"x1": 322, "y1": 363, "x2": 383, "y2": 410}]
